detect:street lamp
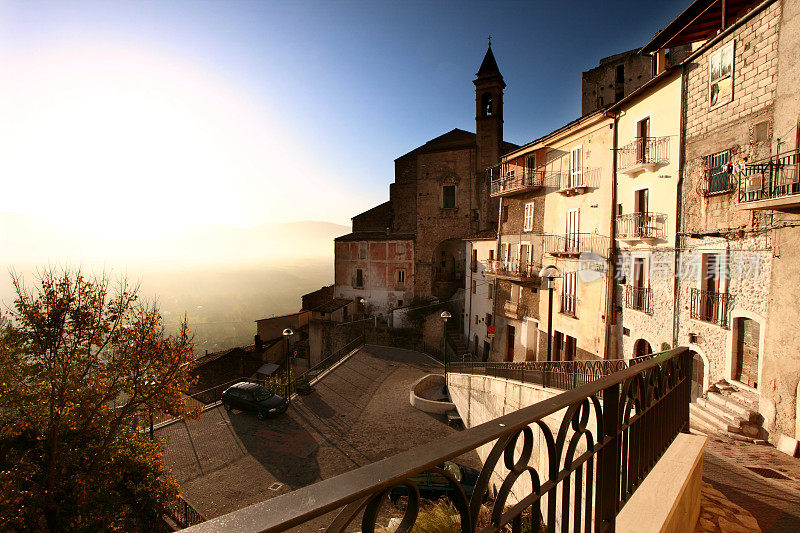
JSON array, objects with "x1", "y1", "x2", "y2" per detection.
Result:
[
  {"x1": 538, "y1": 265, "x2": 562, "y2": 362},
  {"x1": 440, "y1": 310, "x2": 451, "y2": 393},
  {"x1": 282, "y1": 328, "x2": 294, "y2": 405}
]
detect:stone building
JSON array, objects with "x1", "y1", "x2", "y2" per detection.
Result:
[
  {"x1": 642, "y1": 0, "x2": 800, "y2": 443},
  {"x1": 581, "y1": 49, "x2": 654, "y2": 115},
  {"x1": 486, "y1": 109, "x2": 615, "y2": 362},
  {"x1": 333, "y1": 46, "x2": 518, "y2": 317}
]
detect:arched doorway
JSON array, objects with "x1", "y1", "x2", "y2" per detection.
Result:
[
  {"x1": 431, "y1": 239, "x2": 465, "y2": 300},
  {"x1": 690, "y1": 350, "x2": 704, "y2": 401},
  {"x1": 733, "y1": 317, "x2": 760, "y2": 388},
  {"x1": 633, "y1": 339, "x2": 652, "y2": 357}
]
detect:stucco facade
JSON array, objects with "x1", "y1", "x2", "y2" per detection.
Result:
[{"x1": 464, "y1": 236, "x2": 498, "y2": 360}]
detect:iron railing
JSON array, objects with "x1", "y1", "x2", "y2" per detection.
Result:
[
  {"x1": 554, "y1": 167, "x2": 602, "y2": 192},
  {"x1": 484, "y1": 259, "x2": 540, "y2": 280},
  {"x1": 738, "y1": 150, "x2": 800, "y2": 203},
  {"x1": 690, "y1": 288, "x2": 729, "y2": 328},
  {"x1": 616, "y1": 212, "x2": 667, "y2": 241},
  {"x1": 184, "y1": 348, "x2": 690, "y2": 533},
  {"x1": 490, "y1": 170, "x2": 549, "y2": 196},
  {"x1": 542, "y1": 233, "x2": 610, "y2": 258},
  {"x1": 625, "y1": 285, "x2": 652, "y2": 314},
  {"x1": 617, "y1": 136, "x2": 671, "y2": 172},
  {"x1": 168, "y1": 495, "x2": 206, "y2": 529}
]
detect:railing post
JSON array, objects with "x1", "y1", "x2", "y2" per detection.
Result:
[{"x1": 597, "y1": 381, "x2": 620, "y2": 532}]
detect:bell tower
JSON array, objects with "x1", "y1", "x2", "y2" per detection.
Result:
[{"x1": 474, "y1": 42, "x2": 505, "y2": 228}]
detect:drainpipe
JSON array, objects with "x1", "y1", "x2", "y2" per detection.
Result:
[{"x1": 604, "y1": 113, "x2": 619, "y2": 359}]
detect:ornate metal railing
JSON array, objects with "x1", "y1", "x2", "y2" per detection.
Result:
[
  {"x1": 554, "y1": 167, "x2": 602, "y2": 192},
  {"x1": 738, "y1": 150, "x2": 800, "y2": 203},
  {"x1": 184, "y1": 348, "x2": 690, "y2": 533},
  {"x1": 625, "y1": 285, "x2": 652, "y2": 314},
  {"x1": 616, "y1": 212, "x2": 667, "y2": 241},
  {"x1": 690, "y1": 288, "x2": 729, "y2": 328},
  {"x1": 617, "y1": 136, "x2": 670, "y2": 172},
  {"x1": 484, "y1": 259, "x2": 540, "y2": 280},
  {"x1": 542, "y1": 233, "x2": 611, "y2": 258},
  {"x1": 490, "y1": 170, "x2": 548, "y2": 196}
]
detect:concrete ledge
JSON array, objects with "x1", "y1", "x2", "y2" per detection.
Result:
[
  {"x1": 616, "y1": 432, "x2": 708, "y2": 533},
  {"x1": 410, "y1": 374, "x2": 455, "y2": 415}
]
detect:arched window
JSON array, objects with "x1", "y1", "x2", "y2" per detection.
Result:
[{"x1": 481, "y1": 92, "x2": 493, "y2": 117}]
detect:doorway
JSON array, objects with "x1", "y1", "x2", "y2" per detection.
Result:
[
  {"x1": 690, "y1": 351, "x2": 704, "y2": 401},
  {"x1": 734, "y1": 318, "x2": 759, "y2": 388},
  {"x1": 506, "y1": 325, "x2": 516, "y2": 362},
  {"x1": 633, "y1": 339, "x2": 652, "y2": 357}
]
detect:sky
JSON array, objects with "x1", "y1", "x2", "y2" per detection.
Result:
[{"x1": 0, "y1": 0, "x2": 688, "y2": 241}]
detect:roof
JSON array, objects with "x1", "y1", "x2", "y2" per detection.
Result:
[
  {"x1": 335, "y1": 231, "x2": 415, "y2": 242},
  {"x1": 397, "y1": 128, "x2": 519, "y2": 160},
  {"x1": 313, "y1": 298, "x2": 353, "y2": 314},
  {"x1": 503, "y1": 108, "x2": 610, "y2": 160},
  {"x1": 256, "y1": 363, "x2": 280, "y2": 376},
  {"x1": 476, "y1": 46, "x2": 501, "y2": 77},
  {"x1": 641, "y1": 0, "x2": 761, "y2": 54},
  {"x1": 606, "y1": 68, "x2": 679, "y2": 113},
  {"x1": 255, "y1": 311, "x2": 304, "y2": 324},
  {"x1": 466, "y1": 228, "x2": 498, "y2": 241}
]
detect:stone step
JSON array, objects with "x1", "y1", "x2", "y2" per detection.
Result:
[
  {"x1": 696, "y1": 397, "x2": 740, "y2": 425},
  {"x1": 729, "y1": 389, "x2": 759, "y2": 409},
  {"x1": 705, "y1": 391, "x2": 759, "y2": 422},
  {"x1": 690, "y1": 403, "x2": 730, "y2": 432}
]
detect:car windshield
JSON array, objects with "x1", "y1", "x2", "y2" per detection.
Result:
[{"x1": 253, "y1": 387, "x2": 273, "y2": 402}]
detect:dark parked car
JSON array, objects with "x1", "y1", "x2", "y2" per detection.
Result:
[
  {"x1": 221, "y1": 382, "x2": 287, "y2": 420},
  {"x1": 389, "y1": 461, "x2": 480, "y2": 503}
]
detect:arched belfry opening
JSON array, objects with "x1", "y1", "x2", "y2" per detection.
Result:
[{"x1": 481, "y1": 92, "x2": 494, "y2": 117}]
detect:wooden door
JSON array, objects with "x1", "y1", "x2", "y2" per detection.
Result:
[
  {"x1": 633, "y1": 258, "x2": 645, "y2": 309},
  {"x1": 570, "y1": 146, "x2": 583, "y2": 188},
  {"x1": 637, "y1": 118, "x2": 650, "y2": 162},
  {"x1": 566, "y1": 209, "x2": 580, "y2": 252},
  {"x1": 553, "y1": 331, "x2": 564, "y2": 362},
  {"x1": 519, "y1": 244, "x2": 529, "y2": 275},
  {"x1": 734, "y1": 318, "x2": 759, "y2": 388},
  {"x1": 506, "y1": 325, "x2": 516, "y2": 362},
  {"x1": 691, "y1": 351, "x2": 704, "y2": 401},
  {"x1": 634, "y1": 189, "x2": 648, "y2": 237}
]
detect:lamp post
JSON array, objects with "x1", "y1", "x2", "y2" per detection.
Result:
[
  {"x1": 440, "y1": 310, "x2": 451, "y2": 393},
  {"x1": 538, "y1": 265, "x2": 562, "y2": 363},
  {"x1": 282, "y1": 328, "x2": 294, "y2": 404}
]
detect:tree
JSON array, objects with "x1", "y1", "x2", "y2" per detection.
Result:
[{"x1": 0, "y1": 268, "x2": 198, "y2": 531}]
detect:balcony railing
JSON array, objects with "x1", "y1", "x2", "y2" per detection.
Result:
[
  {"x1": 542, "y1": 233, "x2": 610, "y2": 258},
  {"x1": 554, "y1": 167, "x2": 602, "y2": 195},
  {"x1": 690, "y1": 288, "x2": 729, "y2": 328},
  {"x1": 625, "y1": 285, "x2": 652, "y2": 314},
  {"x1": 483, "y1": 259, "x2": 540, "y2": 281},
  {"x1": 561, "y1": 293, "x2": 577, "y2": 317},
  {"x1": 616, "y1": 212, "x2": 667, "y2": 241},
  {"x1": 738, "y1": 150, "x2": 800, "y2": 208},
  {"x1": 185, "y1": 348, "x2": 691, "y2": 533},
  {"x1": 617, "y1": 136, "x2": 671, "y2": 174},
  {"x1": 489, "y1": 169, "x2": 548, "y2": 196}
]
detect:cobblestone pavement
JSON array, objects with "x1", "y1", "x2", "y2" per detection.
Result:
[
  {"x1": 699, "y1": 434, "x2": 800, "y2": 532},
  {"x1": 157, "y1": 345, "x2": 478, "y2": 524}
]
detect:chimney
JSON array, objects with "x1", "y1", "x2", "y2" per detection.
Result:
[{"x1": 254, "y1": 334, "x2": 263, "y2": 350}]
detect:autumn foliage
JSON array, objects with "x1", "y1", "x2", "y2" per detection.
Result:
[{"x1": 0, "y1": 268, "x2": 198, "y2": 531}]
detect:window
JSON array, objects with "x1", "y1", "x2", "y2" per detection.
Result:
[
  {"x1": 398, "y1": 300, "x2": 403, "y2": 307},
  {"x1": 343, "y1": 306, "x2": 348, "y2": 321},
  {"x1": 561, "y1": 271, "x2": 577, "y2": 317},
  {"x1": 488, "y1": 249, "x2": 495, "y2": 261},
  {"x1": 475, "y1": 315, "x2": 479, "y2": 325},
  {"x1": 355, "y1": 268, "x2": 363, "y2": 288},
  {"x1": 615, "y1": 65, "x2": 625, "y2": 102},
  {"x1": 471, "y1": 249, "x2": 478, "y2": 272},
  {"x1": 397, "y1": 243, "x2": 405, "y2": 254},
  {"x1": 443, "y1": 185, "x2": 456, "y2": 208},
  {"x1": 488, "y1": 283, "x2": 493, "y2": 299},
  {"x1": 569, "y1": 146, "x2": 584, "y2": 188},
  {"x1": 481, "y1": 92, "x2": 493, "y2": 117},
  {"x1": 525, "y1": 154, "x2": 536, "y2": 178},
  {"x1": 615, "y1": 64, "x2": 625, "y2": 84},
  {"x1": 397, "y1": 269, "x2": 406, "y2": 285},
  {"x1": 472, "y1": 280, "x2": 477, "y2": 294},
  {"x1": 706, "y1": 150, "x2": 731, "y2": 195},
  {"x1": 523, "y1": 203, "x2": 535, "y2": 231},
  {"x1": 359, "y1": 242, "x2": 367, "y2": 260},
  {"x1": 502, "y1": 205, "x2": 509, "y2": 223},
  {"x1": 709, "y1": 41, "x2": 734, "y2": 109},
  {"x1": 752, "y1": 120, "x2": 771, "y2": 144},
  {"x1": 486, "y1": 313, "x2": 493, "y2": 326}
]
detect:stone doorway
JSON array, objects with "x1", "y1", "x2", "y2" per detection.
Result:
[
  {"x1": 633, "y1": 338, "x2": 652, "y2": 357},
  {"x1": 734, "y1": 317, "x2": 759, "y2": 388}
]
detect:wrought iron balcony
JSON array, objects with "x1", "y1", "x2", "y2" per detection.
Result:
[
  {"x1": 489, "y1": 169, "x2": 548, "y2": 197},
  {"x1": 554, "y1": 167, "x2": 601, "y2": 196},
  {"x1": 690, "y1": 288, "x2": 729, "y2": 328},
  {"x1": 625, "y1": 285, "x2": 652, "y2": 314},
  {"x1": 185, "y1": 348, "x2": 692, "y2": 533},
  {"x1": 483, "y1": 259, "x2": 539, "y2": 282},
  {"x1": 542, "y1": 233, "x2": 610, "y2": 258},
  {"x1": 616, "y1": 212, "x2": 667, "y2": 242},
  {"x1": 617, "y1": 136, "x2": 671, "y2": 174},
  {"x1": 738, "y1": 150, "x2": 800, "y2": 210}
]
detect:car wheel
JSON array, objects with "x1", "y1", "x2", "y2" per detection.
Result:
[
  {"x1": 257, "y1": 410, "x2": 268, "y2": 420},
  {"x1": 223, "y1": 402, "x2": 232, "y2": 412}
]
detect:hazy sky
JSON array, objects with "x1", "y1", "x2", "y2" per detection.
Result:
[{"x1": 0, "y1": 0, "x2": 687, "y2": 239}]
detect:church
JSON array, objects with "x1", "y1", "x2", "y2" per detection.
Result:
[{"x1": 333, "y1": 46, "x2": 518, "y2": 317}]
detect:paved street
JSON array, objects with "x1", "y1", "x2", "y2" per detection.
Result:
[{"x1": 157, "y1": 345, "x2": 478, "y2": 522}]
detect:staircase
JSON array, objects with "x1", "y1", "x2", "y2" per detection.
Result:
[
  {"x1": 690, "y1": 380, "x2": 766, "y2": 442},
  {"x1": 445, "y1": 323, "x2": 470, "y2": 361}
]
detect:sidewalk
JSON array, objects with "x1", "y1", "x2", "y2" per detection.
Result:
[{"x1": 699, "y1": 436, "x2": 800, "y2": 532}]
